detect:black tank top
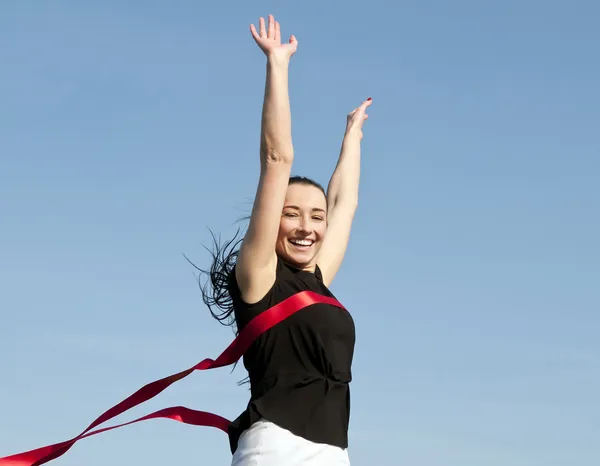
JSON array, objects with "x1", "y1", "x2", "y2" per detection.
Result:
[{"x1": 226, "y1": 256, "x2": 356, "y2": 453}]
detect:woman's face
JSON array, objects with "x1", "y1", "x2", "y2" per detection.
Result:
[{"x1": 275, "y1": 183, "x2": 328, "y2": 271}]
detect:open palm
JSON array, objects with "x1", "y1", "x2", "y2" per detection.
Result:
[{"x1": 250, "y1": 15, "x2": 298, "y2": 60}]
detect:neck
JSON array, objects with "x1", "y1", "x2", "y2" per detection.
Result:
[{"x1": 280, "y1": 256, "x2": 316, "y2": 273}]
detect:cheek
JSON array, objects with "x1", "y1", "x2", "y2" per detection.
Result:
[
  {"x1": 278, "y1": 218, "x2": 294, "y2": 239},
  {"x1": 316, "y1": 222, "x2": 328, "y2": 240}
]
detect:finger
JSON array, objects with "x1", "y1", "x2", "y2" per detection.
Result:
[
  {"x1": 353, "y1": 105, "x2": 366, "y2": 118},
  {"x1": 353, "y1": 101, "x2": 370, "y2": 118},
  {"x1": 259, "y1": 17, "x2": 266, "y2": 37},
  {"x1": 268, "y1": 15, "x2": 275, "y2": 39},
  {"x1": 289, "y1": 34, "x2": 298, "y2": 45},
  {"x1": 275, "y1": 21, "x2": 281, "y2": 43},
  {"x1": 250, "y1": 24, "x2": 260, "y2": 42}
]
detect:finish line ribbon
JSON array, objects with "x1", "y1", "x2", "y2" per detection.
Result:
[{"x1": 0, "y1": 291, "x2": 345, "y2": 466}]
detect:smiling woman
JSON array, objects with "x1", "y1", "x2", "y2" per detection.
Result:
[
  {"x1": 196, "y1": 13, "x2": 372, "y2": 466},
  {"x1": 0, "y1": 12, "x2": 372, "y2": 466}
]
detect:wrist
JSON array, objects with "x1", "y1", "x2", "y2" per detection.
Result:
[
  {"x1": 266, "y1": 53, "x2": 290, "y2": 68},
  {"x1": 344, "y1": 127, "x2": 363, "y2": 140}
]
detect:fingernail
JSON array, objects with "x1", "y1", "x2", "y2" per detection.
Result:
[{"x1": 367, "y1": 97, "x2": 372, "y2": 101}]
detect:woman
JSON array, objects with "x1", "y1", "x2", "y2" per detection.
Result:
[
  {"x1": 203, "y1": 15, "x2": 372, "y2": 465},
  {"x1": 0, "y1": 13, "x2": 372, "y2": 466}
]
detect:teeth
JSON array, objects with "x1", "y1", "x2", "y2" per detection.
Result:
[{"x1": 290, "y1": 239, "x2": 313, "y2": 246}]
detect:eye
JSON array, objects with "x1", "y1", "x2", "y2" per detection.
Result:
[
  {"x1": 284, "y1": 212, "x2": 298, "y2": 218},
  {"x1": 312, "y1": 216, "x2": 325, "y2": 221}
]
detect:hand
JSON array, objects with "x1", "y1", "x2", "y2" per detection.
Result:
[
  {"x1": 250, "y1": 15, "x2": 298, "y2": 62},
  {"x1": 345, "y1": 98, "x2": 372, "y2": 139}
]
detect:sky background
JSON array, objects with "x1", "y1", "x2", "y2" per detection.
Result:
[{"x1": 1, "y1": 1, "x2": 599, "y2": 465}]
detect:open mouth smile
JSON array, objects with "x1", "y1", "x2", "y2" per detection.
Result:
[{"x1": 288, "y1": 238, "x2": 314, "y2": 250}]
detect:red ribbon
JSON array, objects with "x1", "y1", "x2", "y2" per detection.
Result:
[{"x1": 0, "y1": 291, "x2": 345, "y2": 466}]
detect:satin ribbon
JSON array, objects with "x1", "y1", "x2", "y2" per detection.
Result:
[{"x1": 0, "y1": 291, "x2": 345, "y2": 466}]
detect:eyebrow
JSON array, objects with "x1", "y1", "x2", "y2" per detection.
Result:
[{"x1": 283, "y1": 205, "x2": 326, "y2": 213}]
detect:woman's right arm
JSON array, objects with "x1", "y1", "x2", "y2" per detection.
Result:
[{"x1": 236, "y1": 15, "x2": 298, "y2": 304}]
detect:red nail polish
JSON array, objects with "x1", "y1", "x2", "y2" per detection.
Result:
[{"x1": 367, "y1": 97, "x2": 372, "y2": 101}]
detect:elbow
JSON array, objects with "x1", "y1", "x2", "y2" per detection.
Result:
[{"x1": 261, "y1": 147, "x2": 294, "y2": 165}]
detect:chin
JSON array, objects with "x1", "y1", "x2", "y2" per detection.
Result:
[
  {"x1": 278, "y1": 247, "x2": 320, "y2": 270},
  {"x1": 288, "y1": 255, "x2": 314, "y2": 268}
]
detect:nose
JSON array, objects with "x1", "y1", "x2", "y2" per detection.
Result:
[{"x1": 297, "y1": 216, "x2": 312, "y2": 234}]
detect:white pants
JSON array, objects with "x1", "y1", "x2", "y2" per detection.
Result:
[{"x1": 231, "y1": 419, "x2": 350, "y2": 466}]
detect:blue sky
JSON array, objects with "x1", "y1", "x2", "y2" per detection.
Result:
[{"x1": 1, "y1": 1, "x2": 598, "y2": 465}]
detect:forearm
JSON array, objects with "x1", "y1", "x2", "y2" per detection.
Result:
[
  {"x1": 260, "y1": 57, "x2": 294, "y2": 164},
  {"x1": 327, "y1": 129, "x2": 362, "y2": 210}
]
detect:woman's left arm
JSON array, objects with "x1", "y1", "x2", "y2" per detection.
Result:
[{"x1": 317, "y1": 97, "x2": 372, "y2": 286}]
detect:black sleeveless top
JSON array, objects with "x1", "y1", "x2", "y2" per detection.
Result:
[{"x1": 226, "y1": 257, "x2": 356, "y2": 453}]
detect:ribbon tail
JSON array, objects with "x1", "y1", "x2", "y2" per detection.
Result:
[{"x1": 0, "y1": 407, "x2": 231, "y2": 466}]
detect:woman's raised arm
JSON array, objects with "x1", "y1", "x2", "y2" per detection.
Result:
[
  {"x1": 236, "y1": 15, "x2": 298, "y2": 304},
  {"x1": 317, "y1": 98, "x2": 372, "y2": 286}
]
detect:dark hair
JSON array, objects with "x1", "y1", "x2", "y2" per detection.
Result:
[
  {"x1": 190, "y1": 176, "x2": 326, "y2": 333},
  {"x1": 286, "y1": 175, "x2": 326, "y2": 198}
]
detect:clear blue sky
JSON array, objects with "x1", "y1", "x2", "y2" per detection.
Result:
[{"x1": 1, "y1": 1, "x2": 598, "y2": 465}]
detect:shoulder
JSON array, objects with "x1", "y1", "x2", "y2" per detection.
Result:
[
  {"x1": 229, "y1": 256, "x2": 289, "y2": 298},
  {"x1": 228, "y1": 256, "x2": 292, "y2": 329}
]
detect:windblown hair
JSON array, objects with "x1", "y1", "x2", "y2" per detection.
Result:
[{"x1": 192, "y1": 176, "x2": 326, "y2": 334}]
